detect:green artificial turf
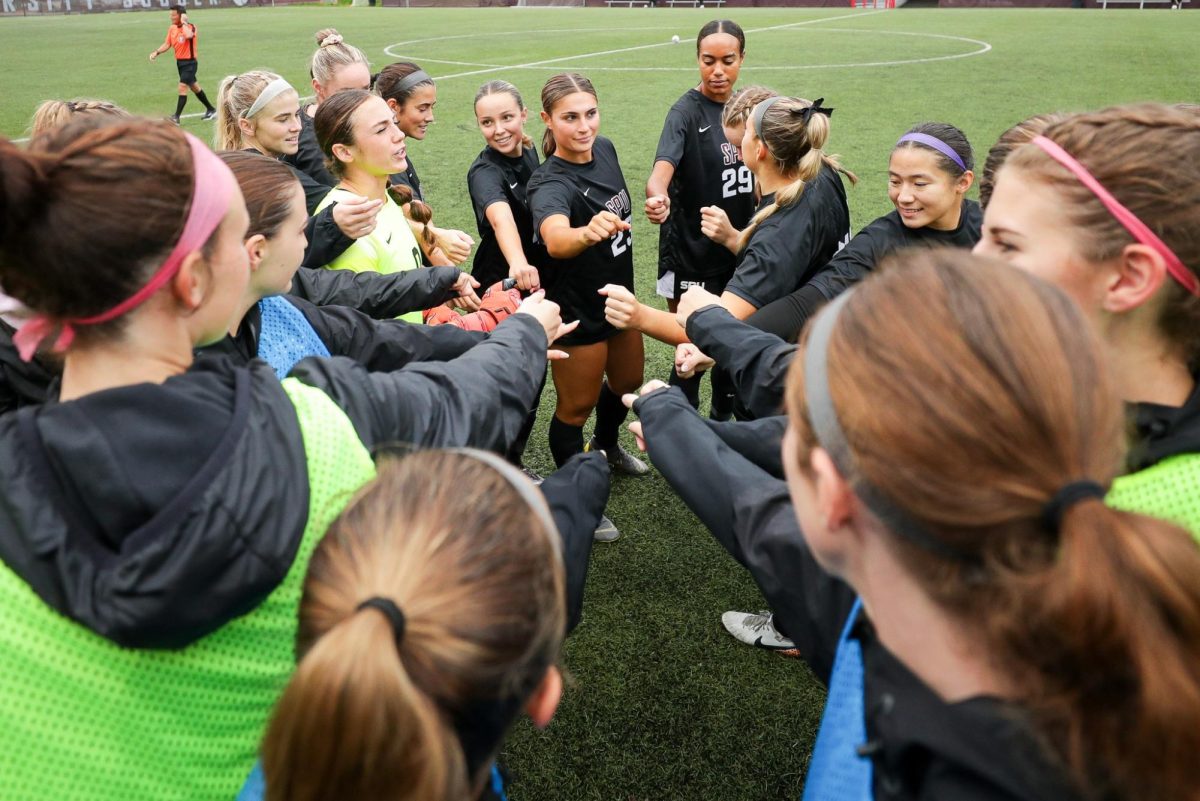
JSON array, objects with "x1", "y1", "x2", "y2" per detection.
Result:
[{"x1": 1, "y1": 6, "x2": 1197, "y2": 798}]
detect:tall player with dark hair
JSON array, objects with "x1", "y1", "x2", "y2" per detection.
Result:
[
  {"x1": 645, "y1": 20, "x2": 755, "y2": 414},
  {"x1": 148, "y1": 5, "x2": 217, "y2": 125},
  {"x1": 528, "y1": 72, "x2": 648, "y2": 540}
]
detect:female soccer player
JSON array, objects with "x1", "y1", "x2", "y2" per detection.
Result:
[
  {"x1": 737, "y1": 121, "x2": 979, "y2": 342},
  {"x1": 603, "y1": 94, "x2": 853, "y2": 346},
  {"x1": 466, "y1": 79, "x2": 550, "y2": 472},
  {"x1": 248, "y1": 451, "x2": 568, "y2": 801},
  {"x1": 977, "y1": 103, "x2": 1200, "y2": 534},
  {"x1": 645, "y1": 22, "x2": 756, "y2": 411},
  {"x1": 468, "y1": 80, "x2": 545, "y2": 292},
  {"x1": 284, "y1": 28, "x2": 372, "y2": 189},
  {"x1": 0, "y1": 118, "x2": 569, "y2": 798},
  {"x1": 375, "y1": 61, "x2": 437, "y2": 202},
  {"x1": 528, "y1": 72, "x2": 648, "y2": 496},
  {"x1": 313, "y1": 89, "x2": 441, "y2": 321},
  {"x1": 629, "y1": 250, "x2": 1200, "y2": 799},
  {"x1": 646, "y1": 20, "x2": 754, "y2": 308},
  {"x1": 376, "y1": 61, "x2": 474, "y2": 266}
]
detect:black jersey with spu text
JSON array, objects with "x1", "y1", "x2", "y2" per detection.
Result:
[
  {"x1": 654, "y1": 89, "x2": 756, "y2": 283},
  {"x1": 528, "y1": 136, "x2": 634, "y2": 347},
  {"x1": 467, "y1": 146, "x2": 546, "y2": 290},
  {"x1": 724, "y1": 164, "x2": 851, "y2": 310}
]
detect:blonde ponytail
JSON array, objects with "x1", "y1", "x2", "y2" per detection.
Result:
[{"x1": 737, "y1": 97, "x2": 854, "y2": 252}]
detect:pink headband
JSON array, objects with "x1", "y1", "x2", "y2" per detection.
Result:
[
  {"x1": 14, "y1": 132, "x2": 238, "y2": 361},
  {"x1": 1031, "y1": 135, "x2": 1199, "y2": 298}
]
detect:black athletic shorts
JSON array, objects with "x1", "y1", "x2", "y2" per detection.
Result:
[{"x1": 176, "y1": 58, "x2": 198, "y2": 85}]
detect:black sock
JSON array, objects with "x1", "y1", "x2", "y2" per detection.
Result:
[
  {"x1": 592, "y1": 382, "x2": 628, "y2": 452},
  {"x1": 668, "y1": 366, "x2": 702, "y2": 410},
  {"x1": 174, "y1": 95, "x2": 187, "y2": 117},
  {"x1": 194, "y1": 89, "x2": 214, "y2": 111},
  {"x1": 548, "y1": 416, "x2": 584, "y2": 468}
]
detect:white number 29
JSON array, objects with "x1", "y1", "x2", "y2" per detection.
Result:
[{"x1": 721, "y1": 166, "x2": 753, "y2": 198}]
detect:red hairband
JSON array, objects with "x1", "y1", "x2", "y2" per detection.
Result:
[
  {"x1": 14, "y1": 132, "x2": 238, "y2": 362},
  {"x1": 1031, "y1": 135, "x2": 1198, "y2": 298}
]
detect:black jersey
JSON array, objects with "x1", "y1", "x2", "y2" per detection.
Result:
[
  {"x1": 467, "y1": 146, "x2": 546, "y2": 289},
  {"x1": 724, "y1": 164, "x2": 851, "y2": 310},
  {"x1": 282, "y1": 107, "x2": 337, "y2": 190},
  {"x1": 389, "y1": 156, "x2": 424, "y2": 203},
  {"x1": 528, "y1": 136, "x2": 634, "y2": 347},
  {"x1": 654, "y1": 89, "x2": 756, "y2": 283},
  {"x1": 808, "y1": 198, "x2": 983, "y2": 302}
]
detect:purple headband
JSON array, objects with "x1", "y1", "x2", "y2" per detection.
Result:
[{"x1": 896, "y1": 132, "x2": 968, "y2": 173}]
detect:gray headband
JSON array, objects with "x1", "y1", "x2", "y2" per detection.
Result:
[
  {"x1": 750, "y1": 96, "x2": 785, "y2": 141},
  {"x1": 391, "y1": 69, "x2": 434, "y2": 98},
  {"x1": 803, "y1": 290, "x2": 977, "y2": 563},
  {"x1": 448, "y1": 447, "x2": 563, "y2": 565},
  {"x1": 243, "y1": 78, "x2": 295, "y2": 120}
]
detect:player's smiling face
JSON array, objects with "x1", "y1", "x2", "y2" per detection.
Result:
[
  {"x1": 338, "y1": 96, "x2": 408, "y2": 177},
  {"x1": 542, "y1": 91, "x2": 599, "y2": 162},
  {"x1": 475, "y1": 92, "x2": 528, "y2": 158},
  {"x1": 697, "y1": 33, "x2": 743, "y2": 104},
  {"x1": 887, "y1": 147, "x2": 971, "y2": 231},
  {"x1": 242, "y1": 90, "x2": 302, "y2": 157},
  {"x1": 394, "y1": 85, "x2": 437, "y2": 141}
]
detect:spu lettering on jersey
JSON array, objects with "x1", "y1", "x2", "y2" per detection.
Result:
[
  {"x1": 721, "y1": 142, "x2": 741, "y2": 168},
  {"x1": 604, "y1": 189, "x2": 632, "y2": 219}
]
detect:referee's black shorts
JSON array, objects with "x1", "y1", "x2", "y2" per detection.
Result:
[{"x1": 176, "y1": 58, "x2": 198, "y2": 85}]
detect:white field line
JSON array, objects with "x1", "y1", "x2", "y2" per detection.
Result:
[{"x1": 415, "y1": 10, "x2": 888, "y2": 81}]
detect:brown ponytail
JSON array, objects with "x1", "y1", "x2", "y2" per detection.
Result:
[
  {"x1": 539, "y1": 72, "x2": 596, "y2": 159},
  {"x1": 0, "y1": 120, "x2": 196, "y2": 343},
  {"x1": 262, "y1": 452, "x2": 566, "y2": 801},
  {"x1": 785, "y1": 248, "x2": 1200, "y2": 801},
  {"x1": 386, "y1": 182, "x2": 435, "y2": 246}
]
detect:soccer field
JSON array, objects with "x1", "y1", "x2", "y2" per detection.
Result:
[{"x1": 1, "y1": 6, "x2": 1197, "y2": 799}]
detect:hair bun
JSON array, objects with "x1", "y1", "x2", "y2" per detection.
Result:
[{"x1": 315, "y1": 28, "x2": 343, "y2": 47}]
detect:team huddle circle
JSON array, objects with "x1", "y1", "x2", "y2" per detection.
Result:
[{"x1": 1, "y1": 7, "x2": 1199, "y2": 801}]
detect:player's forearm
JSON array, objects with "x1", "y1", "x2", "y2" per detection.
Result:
[
  {"x1": 634, "y1": 304, "x2": 688, "y2": 346},
  {"x1": 543, "y1": 226, "x2": 593, "y2": 259}
]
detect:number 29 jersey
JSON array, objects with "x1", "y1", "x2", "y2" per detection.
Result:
[
  {"x1": 654, "y1": 88, "x2": 757, "y2": 283},
  {"x1": 528, "y1": 136, "x2": 634, "y2": 347}
]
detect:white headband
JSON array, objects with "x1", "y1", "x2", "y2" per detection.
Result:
[{"x1": 243, "y1": 78, "x2": 295, "y2": 120}]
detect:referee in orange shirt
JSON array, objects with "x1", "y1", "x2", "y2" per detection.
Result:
[{"x1": 148, "y1": 5, "x2": 217, "y2": 124}]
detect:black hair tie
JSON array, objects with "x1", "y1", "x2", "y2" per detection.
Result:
[
  {"x1": 1042, "y1": 480, "x2": 1107, "y2": 532},
  {"x1": 357, "y1": 597, "x2": 407, "y2": 651},
  {"x1": 799, "y1": 98, "x2": 835, "y2": 125}
]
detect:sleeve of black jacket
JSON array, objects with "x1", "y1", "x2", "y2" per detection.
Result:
[
  {"x1": 686, "y1": 305, "x2": 797, "y2": 420},
  {"x1": 289, "y1": 312, "x2": 546, "y2": 454},
  {"x1": 703, "y1": 415, "x2": 786, "y2": 479},
  {"x1": 294, "y1": 297, "x2": 485, "y2": 370},
  {"x1": 300, "y1": 206, "x2": 354, "y2": 270},
  {"x1": 537, "y1": 451, "x2": 609, "y2": 634},
  {"x1": 290, "y1": 265, "x2": 462, "y2": 319},
  {"x1": 632, "y1": 387, "x2": 853, "y2": 684}
]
